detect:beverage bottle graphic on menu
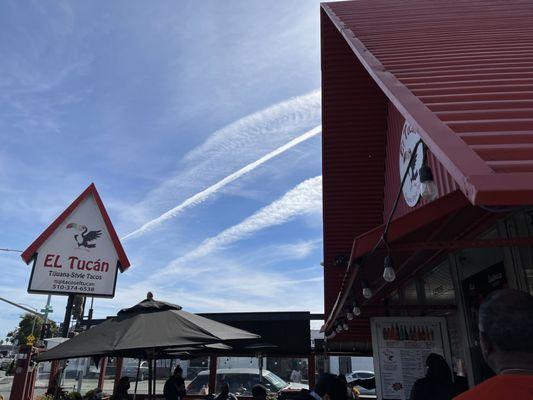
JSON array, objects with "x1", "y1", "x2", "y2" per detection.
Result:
[{"x1": 382, "y1": 324, "x2": 435, "y2": 341}]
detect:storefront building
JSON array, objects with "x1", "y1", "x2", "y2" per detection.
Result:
[{"x1": 320, "y1": 0, "x2": 533, "y2": 397}]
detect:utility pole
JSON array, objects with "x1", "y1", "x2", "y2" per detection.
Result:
[
  {"x1": 61, "y1": 295, "x2": 75, "y2": 338},
  {"x1": 41, "y1": 295, "x2": 52, "y2": 324}
]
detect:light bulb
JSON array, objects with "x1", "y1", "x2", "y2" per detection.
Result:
[
  {"x1": 343, "y1": 322, "x2": 349, "y2": 331},
  {"x1": 336, "y1": 324, "x2": 343, "y2": 333},
  {"x1": 346, "y1": 312, "x2": 354, "y2": 321},
  {"x1": 383, "y1": 266, "x2": 396, "y2": 282},
  {"x1": 383, "y1": 255, "x2": 396, "y2": 282},
  {"x1": 363, "y1": 287, "x2": 372, "y2": 299},
  {"x1": 420, "y1": 180, "x2": 438, "y2": 201},
  {"x1": 419, "y1": 164, "x2": 438, "y2": 201},
  {"x1": 352, "y1": 305, "x2": 361, "y2": 316}
]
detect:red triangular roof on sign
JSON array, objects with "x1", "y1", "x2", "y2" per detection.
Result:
[{"x1": 21, "y1": 183, "x2": 130, "y2": 272}]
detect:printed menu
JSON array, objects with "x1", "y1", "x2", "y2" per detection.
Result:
[{"x1": 371, "y1": 317, "x2": 451, "y2": 400}]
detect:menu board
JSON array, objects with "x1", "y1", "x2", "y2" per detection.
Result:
[{"x1": 370, "y1": 317, "x2": 452, "y2": 400}]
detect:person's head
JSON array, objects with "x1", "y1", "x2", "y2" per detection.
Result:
[
  {"x1": 174, "y1": 365, "x2": 183, "y2": 377},
  {"x1": 119, "y1": 376, "x2": 130, "y2": 389},
  {"x1": 337, "y1": 374, "x2": 347, "y2": 386},
  {"x1": 251, "y1": 384, "x2": 268, "y2": 400},
  {"x1": 220, "y1": 383, "x2": 230, "y2": 394},
  {"x1": 314, "y1": 373, "x2": 346, "y2": 400},
  {"x1": 478, "y1": 289, "x2": 533, "y2": 371},
  {"x1": 425, "y1": 353, "x2": 452, "y2": 384}
]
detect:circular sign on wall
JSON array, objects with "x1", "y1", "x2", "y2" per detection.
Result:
[{"x1": 399, "y1": 122, "x2": 424, "y2": 207}]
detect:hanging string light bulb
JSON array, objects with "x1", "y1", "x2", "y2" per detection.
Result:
[
  {"x1": 326, "y1": 330, "x2": 336, "y2": 340},
  {"x1": 383, "y1": 255, "x2": 396, "y2": 282},
  {"x1": 362, "y1": 281, "x2": 372, "y2": 299},
  {"x1": 419, "y1": 163, "x2": 438, "y2": 201},
  {"x1": 352, "y1": 303, "x2": 361, "y2": 316}
]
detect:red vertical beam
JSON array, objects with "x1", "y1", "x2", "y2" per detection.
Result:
[
  {"x1": 208, "y1": 356, "x2": 217, "y2": 394},
  {"x1": 24, "y1": 349, "x2": 38, "y2": 400},
  {"x1": 98, "y1": 357, "x2": 108, "y2": 390},
  {"x1": 308, "y1": 355, "x2": 316, "y2": 389},
  {"x1": 9, "y1": 346, "x2": 32, "y2": 400},
  {"x1": 113, "y1": 357, "x2": 123, "y2": 395},
  {"x1": 47, "y1": 359, "x2": 61, "y2": 395}
]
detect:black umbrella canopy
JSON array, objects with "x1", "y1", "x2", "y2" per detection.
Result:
[{"x1": 38, "y1": 293, "x2": 260, "y2": 361}]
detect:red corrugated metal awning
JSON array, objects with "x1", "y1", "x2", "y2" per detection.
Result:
[
  {"x1": 322, "y1": 0, "x2": 533, "y2": 206},
  {"x1": 323, "y1": 191, "x2": 470, "y2": 332}
]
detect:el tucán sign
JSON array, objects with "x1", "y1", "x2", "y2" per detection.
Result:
[{"x1": 21, "y1": 183, "x2": 130, "y2": 298}]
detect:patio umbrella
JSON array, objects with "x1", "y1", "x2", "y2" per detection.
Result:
[
  {"x1": 37, "y1": 293, "x2": 259, "y2": 361},
  {"x1": 38, "y1": 293, "x2": 260, "y2": 400}
]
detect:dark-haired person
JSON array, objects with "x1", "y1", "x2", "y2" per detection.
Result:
[
  {"x1": 454, "y1": 289, "x2": 533, "y2": 399},
  {"x1": 314, "y1": 373, "x2": 347, "y2": 400},
  {"x1": 114, "y1": 376, "x2": 131, "y2": 400},
  {"x1": 164, "y1": 365, "x2": 186, "y2": 400},
  {"x1": 215, "y1": 382, "x2": 237, "y2": 400},
  {"x1": 410, "y1": 353, "x2": 453, "y2": 400},
  {"x1": 251, "y1": 384, "x2": 268, "y2": 400}
]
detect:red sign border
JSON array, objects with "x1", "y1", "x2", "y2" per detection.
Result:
[{"x1": 21, "y1": 183, "x2": 130, "y2": 272}]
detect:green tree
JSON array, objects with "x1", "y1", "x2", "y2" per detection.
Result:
[{"x1": 6, "y1": 313, "x2": 58, "y2": 345}]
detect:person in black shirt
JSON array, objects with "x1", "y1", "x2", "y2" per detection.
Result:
[
  {"x1": 410, "y1": 353, "x2": 453, "y2": 400},
  {"x1": 115, "y1": 376, "x2": 131, "y2": 400},
  {"x1": 164, "y1": 365, "x2": 186, "y2": 400},
  {"x1": 314, "y1": 373, "x2": 347, "y2": 400},
  {"x1": 251, "y1": 384, "x2": 268, "y2": 400},
  {"x1": 215, "y1": 383, "x2": 237, "y2": 400}
]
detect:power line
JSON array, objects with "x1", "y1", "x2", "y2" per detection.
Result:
[{"x1": 0, "y1": 248, "x2": 23, "y2": 253}]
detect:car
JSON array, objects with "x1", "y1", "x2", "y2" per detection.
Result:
[
  {"x1": 0, "y1": 357, "x2": 15, "y2": 371},
  {"x1": 122, "y1": 360, "x2": 149, "y2": 381},
  {"x1": 346, "y1": 370, "x2": 375, "y2": 396},
  {"x1": 186, "y1": 368, "x2": 308, "y2": 396}
]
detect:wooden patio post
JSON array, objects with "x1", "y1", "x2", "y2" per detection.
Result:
[
  {"x1": 308, "y1": 354, "x2": 316, "y2": 389},
  {"x1": 113, "y1": 357, "x2": 123, "y2": 395},
  {"x1": 208, "y1": 356, "x2": 217, "y2": 394},
  {"x1": 98, "y1": 357, "x2": 108, "y2": 390},
  {"x1": 47, "y1": 359, "x2": 61, "y2": 394}
]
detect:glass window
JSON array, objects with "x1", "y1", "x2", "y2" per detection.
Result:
[
  {"x1": 456, "y1": 228, "x2": 505, "y2": 280},
  {"x1": 510, "y1": 210, "x2": 533, "y2": 295},
  {"x1": 423, "y1": 259, "x2": 455, "y2": 305},
  {"x1": 404, "y1": 280, "x2": 418, "y2": 305}
]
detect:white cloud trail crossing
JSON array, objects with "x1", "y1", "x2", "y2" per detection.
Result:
[{"x1": 122, "y1": 125, "x2": 321, "y2": 241}]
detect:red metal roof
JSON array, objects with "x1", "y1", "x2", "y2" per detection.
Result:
[
  {"x1": 322, "y1": 0, "x2": 533, "y2": 205},
  {"x1": 320, "y1": 0, "x2": 533, "y2": 342},
  {"x1": 21, "y1": 183, "x2": 130, "y2": 272},
  {"x1": 320, "y1": 6, "x2": 388, "y2": 341}
]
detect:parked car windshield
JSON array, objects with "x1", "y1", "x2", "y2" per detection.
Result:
[{"x1": 265, "y1": 372, "x2": 288, "y2": 391}]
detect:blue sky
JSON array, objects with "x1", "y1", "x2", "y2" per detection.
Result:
[{"x1": 0, "y1": 0, "x2": 324, "y2": 340}]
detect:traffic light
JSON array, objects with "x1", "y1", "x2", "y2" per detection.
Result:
[{"x1": 40, "y1": 323, "x2": 51, "y2": 340}]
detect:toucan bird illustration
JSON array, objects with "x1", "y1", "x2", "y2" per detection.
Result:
[
  {"x1": 409, "y1": 149, "x2": 419, "y2": 181},
  {"x1": 66, "y1": 223, "x2": 102, "y2": 249}
]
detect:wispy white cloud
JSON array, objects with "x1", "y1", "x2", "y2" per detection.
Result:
[
  {"x1": 111, "y1": 256, "x2": 324, "y2": 316},
  {"x1": 122, "y1": 125, "x2": 321, "y2": 241},
  {"x1": 158, "y1": 175, "x2": 322, "y2": 277},
  {"x1": 124, "y1": 90, "x2": 321, "y2": 223},
  {"x1": 273, "y1": 238, "x2": 322, "y2": 260},
  {"x1": 183, "y1": 90, "x2": 321, "y2": 164}
]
